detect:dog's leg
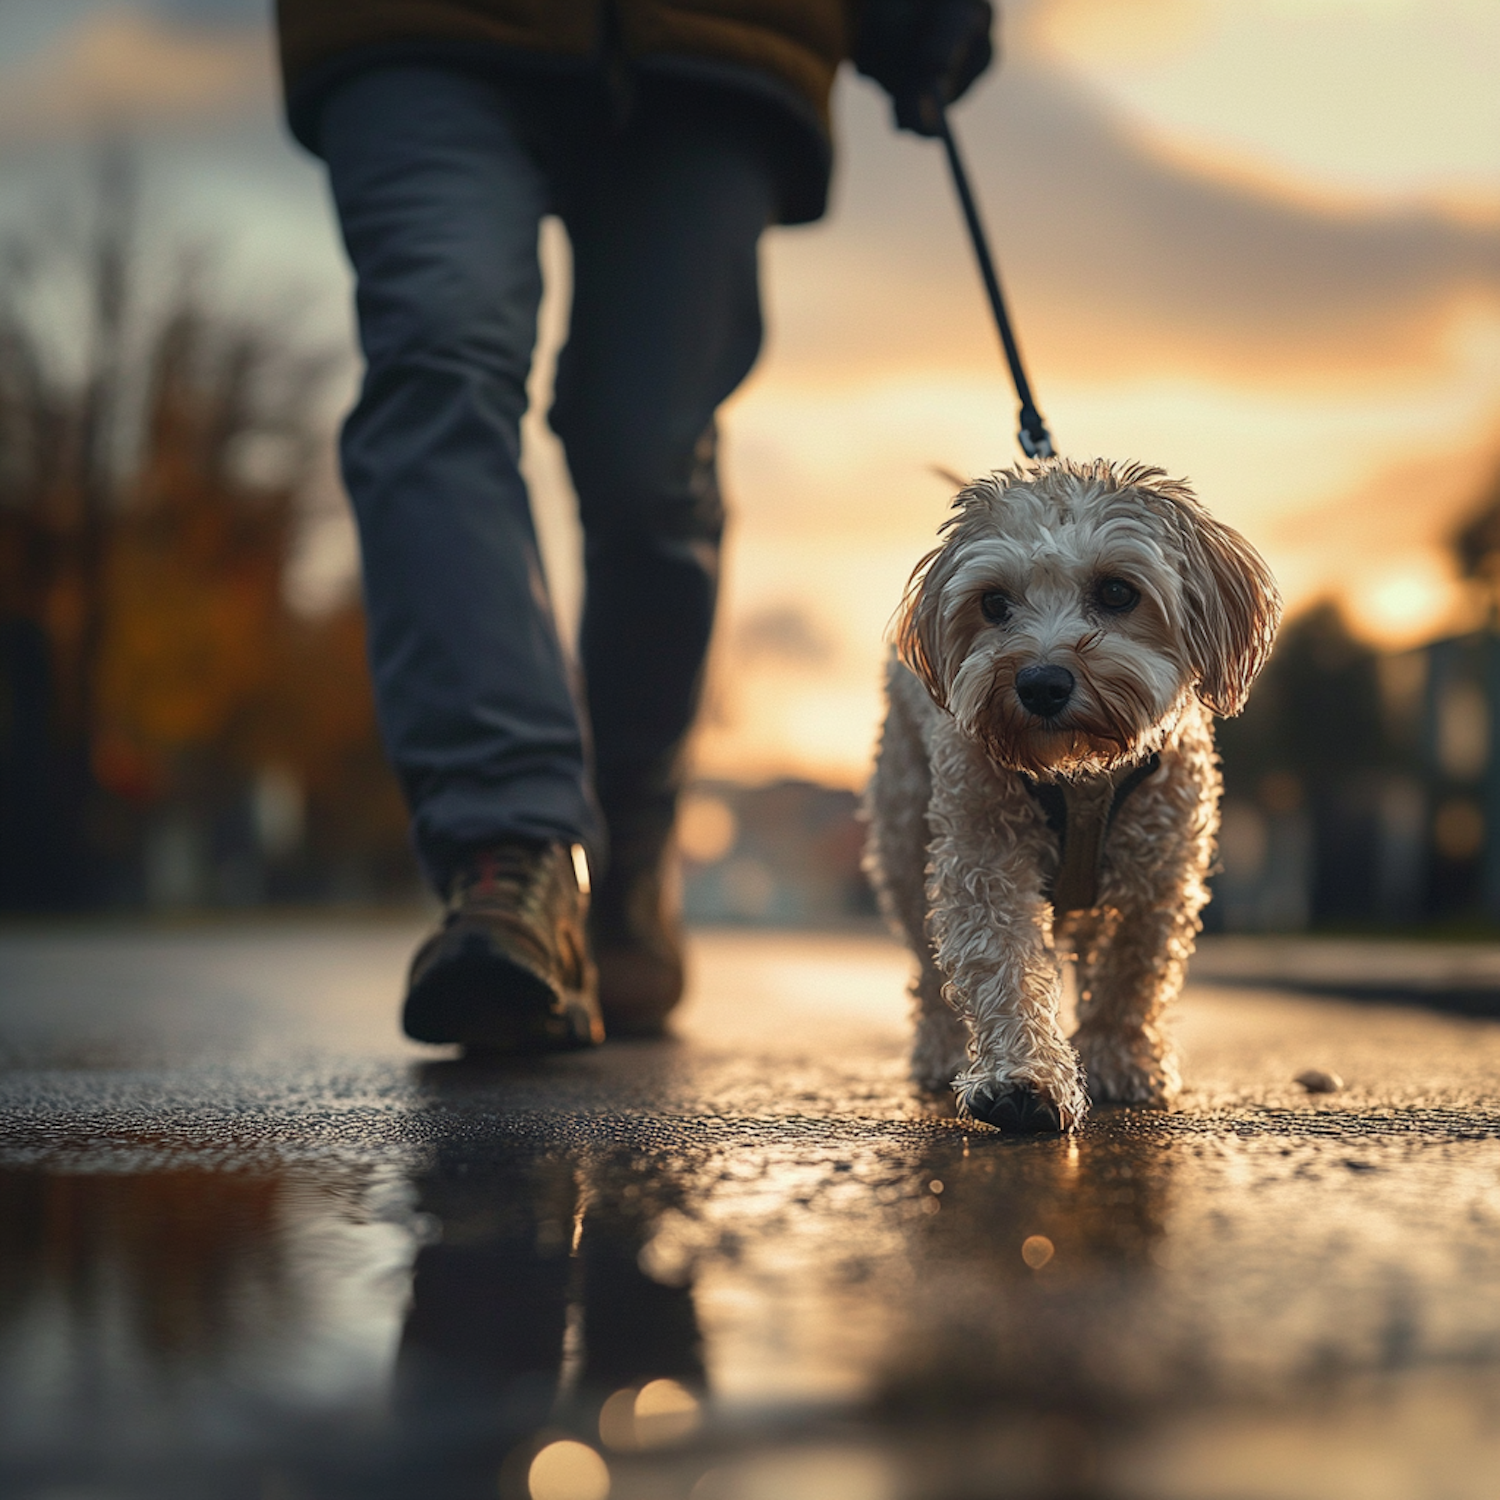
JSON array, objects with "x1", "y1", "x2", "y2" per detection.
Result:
[
  {"x1": 909, "y1": 956, "x2": 968, "y2": 1095},
  {"x1": 1072, "y1": 902, "x2": 1187, "y2": 1106},
  {"x1": 1073, "y1": 714, "x2": 1219, "y2": 1106},
  {"x1": 926, "y1": 724, "x2": 1086, "y2": 1132},
  {"x1": 865, "y1": 664, "x2": 969, "y2": 1092}
]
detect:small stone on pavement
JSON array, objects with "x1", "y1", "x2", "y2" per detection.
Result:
[{"x1": 1294, "y1": 1068, "x2": 1343, "y2": 1093}]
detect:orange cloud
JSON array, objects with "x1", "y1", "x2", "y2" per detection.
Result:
[
  {"x1": 0, "y1": 11, "x2": 273, "y2": 143},
  {"x1": 768, "y1": 65, "x2": 1500, "y2": 389}
]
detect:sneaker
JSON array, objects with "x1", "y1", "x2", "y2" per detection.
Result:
[
  {"x1": 589, "y1": 835, "x2": 685, "y2": 1037},
  {"x1": 404, "y1": 840, "x2": 604, "y2": 1050}
]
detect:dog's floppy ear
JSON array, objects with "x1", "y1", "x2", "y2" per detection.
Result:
[
  {"x1": 1172, "y1": 503, "x2": 1282, "y2": 716},
  {"x1": 895, "y1": 541, "x2": 958, "y2": 707}
]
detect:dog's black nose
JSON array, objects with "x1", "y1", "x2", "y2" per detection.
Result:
[{"x1": 1015, "y1": 664, "x2": 1075, "y2": 718}]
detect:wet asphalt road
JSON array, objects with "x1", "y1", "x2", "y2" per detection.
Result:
[{"x1": 4, "y1": 921, "x2": 1500, "y2": 1500}]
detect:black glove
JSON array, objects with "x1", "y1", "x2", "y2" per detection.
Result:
[{"x1": 854, "y1": 0, "x2": 996, "y2": 136}]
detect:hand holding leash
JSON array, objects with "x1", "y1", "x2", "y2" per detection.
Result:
[{"x1": 854, "y1": 0, "x2": 996, "y2": 137}]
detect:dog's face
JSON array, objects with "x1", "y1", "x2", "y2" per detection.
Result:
[{"x1": 897, "y1": 459, "x2": 1281, "y2": 777}]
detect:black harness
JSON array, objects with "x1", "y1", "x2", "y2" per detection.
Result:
[{"x1": 1022, "y1": 754, "x2": 1161, "y2": 914}]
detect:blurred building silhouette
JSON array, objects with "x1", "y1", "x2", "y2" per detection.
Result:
[
  {"x1": 678, "y1": 779, "x2": 877, "y2": 928},
  {"x1": 1213, "y1": 458, "x2": 1500, "y2": 932}
]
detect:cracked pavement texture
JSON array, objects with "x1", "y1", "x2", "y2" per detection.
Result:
[{"x1": 3, "y1": 923, "x2": 1500, "y2": 1500}]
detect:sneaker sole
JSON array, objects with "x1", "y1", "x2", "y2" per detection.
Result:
[{"x1": 403, "y1": 942, "x2": 599, "y2": 1052}]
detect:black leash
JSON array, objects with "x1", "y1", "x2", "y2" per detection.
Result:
[{"x1": 933, "y1": 105, "x2": 1054, "y2": 460}]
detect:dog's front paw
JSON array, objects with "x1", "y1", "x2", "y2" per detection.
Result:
[
  {"x1": 964, "y1": 1082, "x2": 1064, "y2": 1133},
  {"x1": 1073, "y1": 1030, "x2": 1180, "y2": 1108},
  {"x1": 954, "y1": 1068, "x2": 1087, "y2": 1134}
]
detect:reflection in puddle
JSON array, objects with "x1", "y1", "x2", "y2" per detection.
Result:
[
  {"x1": 5, "y1": 1100, "x2": 1500, "y2": 1500},
  {"x1": 0, "y1": 1166, "x2": 412, "y2": 1454},
  {"x1": 392, "y1": 1136, "x2": 707, "y2": 1484},
  {"x1": 0, "y1": 1119, "x2": 743, "y2": 1496},
  {"x1": 0, "y1": 1091, "x2": 1178, "y2": 1494}
]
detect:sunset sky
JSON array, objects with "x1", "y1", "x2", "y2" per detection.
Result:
[{"x1": 1, "y1": 0, "x2": 1496, "y2": 786}]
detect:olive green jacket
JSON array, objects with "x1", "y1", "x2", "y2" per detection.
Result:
[{"x1": 276, "y1": 0, "x2": 861, "y2": 222}]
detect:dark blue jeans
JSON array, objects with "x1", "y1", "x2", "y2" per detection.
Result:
[{"x1": 318, "y1": 66, "x2": 777, "y2": 889}]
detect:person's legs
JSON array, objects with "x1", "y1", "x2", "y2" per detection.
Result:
[
  {"x1": 320, "y1": 67, "x2": 604, "y2": 1049},
  {"x1": 320, "y1": 65, "x2": 599, "y2": 892},
  {"x1": 551, "y1": 88, "x2": 779, "y2": 1028}
]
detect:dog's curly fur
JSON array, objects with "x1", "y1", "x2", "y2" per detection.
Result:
[{"x1": 864, "y1": 458, "x2": 1281, "y2": 1132}]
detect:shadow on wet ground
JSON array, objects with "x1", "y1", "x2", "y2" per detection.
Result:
[{"x1": 3, "y1": 924, "x2": 1500, "y2": 1499}]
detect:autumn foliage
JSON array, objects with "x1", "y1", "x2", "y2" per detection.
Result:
[{"x1": 0, "y1": 180, "x2": 412, "y2": 908}]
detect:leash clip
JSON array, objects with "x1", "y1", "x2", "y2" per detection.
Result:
[{"x1": 1019, "y1": 410, "x2": 1054, "y2": 460}]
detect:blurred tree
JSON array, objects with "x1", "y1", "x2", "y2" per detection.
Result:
[
  {"x1": 1217, "y1": 601, "x2": 1387, "y2": 785},
  {"x1": 97, "y1": 308, "x2": 298, "y2": 793},
  {"x1": 1446, "y1": 452, "x2": 1500, "y2": 920},
  {"x1": 1452, "y1": 457, "x2": 1500, "y2": 622},
  {"x1": 1216, "y1": 600, "x2": 1389, "y2": 924},
  {"x1": 0, "y1": 240, "x2": 89, "y2": 906},
  {"x1": 0, "y1": 146, "x2": 412, "y2": 909}
]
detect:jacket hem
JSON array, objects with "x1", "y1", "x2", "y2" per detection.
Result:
[{"x1": 283, "y1": 40, "x2": 833, "y2": 226}]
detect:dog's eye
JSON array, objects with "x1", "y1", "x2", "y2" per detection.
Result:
[
  {"x1": 980, "y1": 591, "x2": 1012, "y2": 623},
  {"x1": 1096, "y1": 578, "x2": 1140, "y2": 613}
]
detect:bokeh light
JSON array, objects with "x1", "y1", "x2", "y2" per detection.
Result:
[
  {"x1": 528, "y1": 1440, "x2": 610, "y2": 1500},
  {"x1": 678, "y1": 793, "x2": 739, "y2": 864},
  {"x1": 1022, "y1": 1235, "x2": 1056, "y2": 1269},
  {"x1": 598, "y1": 1380, "x2": 701, "y2": 1452},
  {"x1": 1434, "y1": 798, "x2": 1485, "y2": 861}
]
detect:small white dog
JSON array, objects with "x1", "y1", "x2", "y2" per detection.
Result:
[{"x1": 864, "y1": 458, "x2": 1281, "y2": 1132}]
